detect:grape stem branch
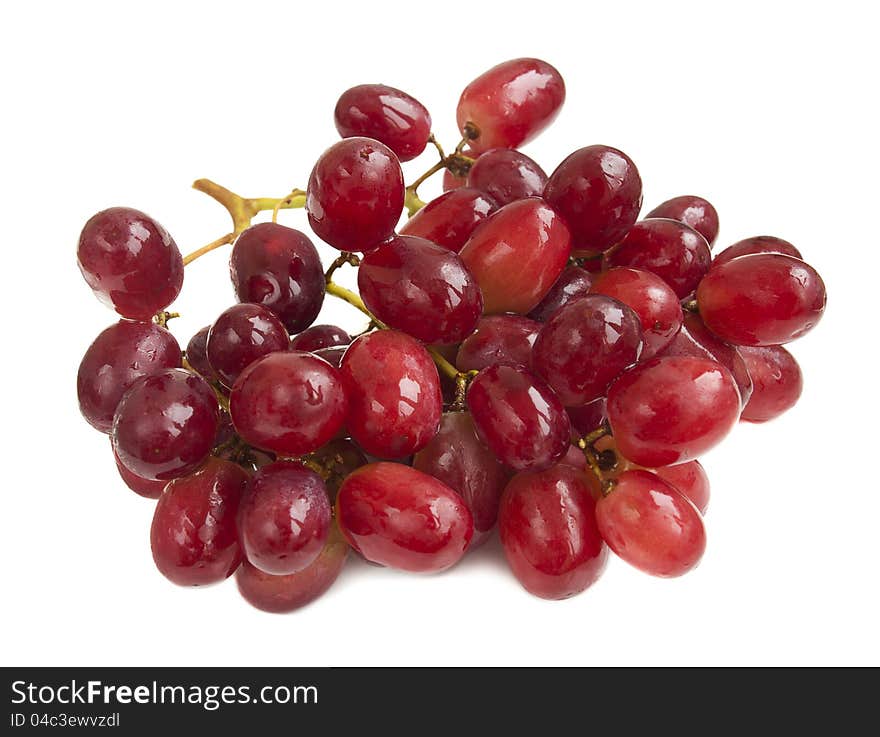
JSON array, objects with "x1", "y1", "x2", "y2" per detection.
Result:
[{"x1": 403, "y1": 132, "x2": 478, "y2": 216}]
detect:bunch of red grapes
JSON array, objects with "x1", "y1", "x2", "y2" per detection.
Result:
[{"x1": 76, "y1": 58, "x2": 826, "y2": 611}]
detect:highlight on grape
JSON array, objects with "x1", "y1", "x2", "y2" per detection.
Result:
[{"x1": 75, "y1": 57, "x2": 827, "y2": 611}]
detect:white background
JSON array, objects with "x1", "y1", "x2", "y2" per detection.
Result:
[{"x1": 2, "y1": 0, "x2": 878, "y2": 666}]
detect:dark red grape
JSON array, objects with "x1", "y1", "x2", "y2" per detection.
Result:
[
  {"x1": 206, "y1": 303, "x2": 289, "y2": 388},
  {"x1": 654, "y1": 461, "x2": 710, "y2": 515},
  {"x1": 697, "y1": 253, "x2": 826, "y2": 345},
  {"x1": 185, "y1": 326, "x2": 217, "y2": 382},
  {"x1": 112, "y1": 369, "x2": 219, "y2": 481},
  {"x1": 306, "y1": 137, "x2": 404, "y2": 252},
  {"x1": 457, "y1": 58, "x2": 565, "y2": 153},
  {"x1": 112, "y1": 441, "x2": 167, "y2": 499},
  {"x1": 358, "y1": 235, "x2": 483, "y2": 344},
  {"x1": 604, "y1": 219, "x2": 711, "y2": 298},
  {"x1": 289, "y1": 324, "x2": 351, "y2": 352},
  {"x1": 77, "y1": 207, "x2": 183, "y2": 319},
  {"x1": 607, "y1": 356, "x2": 741, "y2": 467},
  {"x1": 413, "y1": 412, "x2": 511, "y2": 546},
  {"x1": 455, "y1": 315, "x2": 540, "y2": 372},
  {"x1": 238, "y1": 461, "x2": 331, "y2": 575},
  {"x1": 466, "y1": 148, "x2": 547, "y2": 206},
  {"x1": 229, "y1": 351, "x2": 348, "y2": 457},
  {"x1": 567, "y1": 398, "x2": 607, "y2": 437},
  {"x1": 150, "y1": 458, "x2": 248, "y2": 586},
  {"x1": 712, "y1": 235, "x2": 802, "y2": 270},
  {"x1": 78, "y1": 320, "x2": 181, "y2": 433},
  {"x1": 738, "y1": 345, "x2": 803, "y2": 423},
  {"x1": 590, "y1": 267, "x2": 682, "y2": 359},
  {"x1": 340, "y1": 331, "x2": 442, "y2": 458},
  {"x1": 543, "y1": 145, "x2": 642, "y2": 253},
  {"x1": 459, "y1": 197, "x2": 571, "y2": 314},
  {"x1": 645, "y1": 195, "x2": 719, "y2": 247},
  {"x1": 531, "y1": 295, "x2": 643, "y2": 407},
  {"x1": 336, "y1": 462, "x2": 473, "y2": 572},
  {"x1": 308, "y1": 439, "x2": 368, "y2": 502},
  {"x1": 334, "y1": 83, "x2": 432, "y2": 162},
  {"x1": 399, "y1": 188, "x2": 497, "y2": 253},
  {"x1": 314, "y1": 345, "x2": 347, "y2": 368},
  {"x1": 596, "y1": 469, "x2": 706, "y2": 577},
  {"x1": 527, "y1": 265, "x2": 593, "y2": 322},
  {"x1": 466, "y1": 363, "x2": 571, "y2": 472},
  {"x1": 499, "y1": 464, "x2": 607, "y2": 599},
  {"x1": 230, "y1": 222, "x2": 325, "y2": 334}
]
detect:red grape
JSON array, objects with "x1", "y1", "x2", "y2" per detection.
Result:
[
  {"x1": 466, "y1": 148, "x2": 547, "y2": 206},
  {"x1": 467, "y1": 363, "x2": 571, "y2": 472},
  {"x1": 654, "y1": 461, "x2": 710, "y2": 515},
  {"x1": 290, "y1": 324, "x2": 351, "y2": 352},
  {"x1": 590, "y1": 267, "x2": 683, "y2": 359},
  {"x1": 399, "y1": 188, "x2": 497, "y2": 253},
  {"x1": 459, "y1": 198, "x2": 571, "y2": 314},
  {"x1": 532, "y1": 295, "x2": 643, "y2": 406},
  {"x1": 696, "y1": 253, "x2": 826, "y2": 345},
  {"x1": 645, "y1": 195, "x2": 719, "y2": 247},
  {"x1": 334, "y1": 84, "x2": 432, "y2": 162},
  {"x1": 604, "y1": 219, "x2": 711, "y2": 298},
  {"x1": 336, "y1": 462, "x2": 473, "y2": 572},
  {"x1": 77, "y1": 207, "x2": 183, "y2": 319},
  {"x1": 543, "y1": 145, "x2": 643, "y2": 253},
  {"x1": 78, "y1": 320, "x2": 181, "y2": 433},
  {"x1": 358, "y1": 235, "x2": 483, "y2": 344},
  {"x1": 456, "y1": 315, "x2": 540, "y2": 372},
  {"x1": 340, "y1": 330, "x2": 442, "y2": 458},
  {"x1": 413, "y1": 412, "x2": 511, "y2": 546},
  {"x1": 206, "y1": 303, "x2": 289, "y2": 388},
  {"x1": 457, "y1": 58, "x2": 565, "y2": 154},
  {"x1": 229, "y1": 223, "x2": 325, "y2": 334},
  {"x1": 527, "y1": 265, "x2": 593, "y2": 322},
  {"x1": 112, "y1": 369, "x2": 219, "y2": 481},
  {"x1": 567, "y1": 398, "x2": 608, "y2": 437},
  {"x1": 185, "y1": 326, "x2": 217, "y2": 382},
  {"x1": 229, "y1": 351, "x2": 348, "y2": 457},
  {"x1": 150, "y1": 457, "x2": 248, "y2": 586},
  {"x1": 238, "y1": 461, "x2": 331, "y2": 575},
  {"x1": 712, "y1": 235, "x2": 802, "y2": 270},
  {"x1": 596, "y1": 469, "x2": 706, "y2": 577},
  {"x1": 313, "y1": 345, "x2": 346, "y2": 368},
  {"x1": 499, "y1": 464, "x2": 607, "y2": 599},
  {"x1": 738, "y1": 345, "x2": 803, "y2": 423},
  {"x1": 306, "y1": 137, "x2": 404, "y2": 252},
  {"x1": 607, "y1": 356, "x2": 741, "y2": 467},
  {"x1": 112, "y1": 441, "x2": 167, "y2": 499}
]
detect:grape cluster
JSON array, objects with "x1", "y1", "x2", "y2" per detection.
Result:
[{"x1": 76, "y1": 58, "x2": 827, "y2": 611}]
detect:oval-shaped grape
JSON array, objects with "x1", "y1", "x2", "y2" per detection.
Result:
[
  {"x1": 456, "y1": 315, "x2": 541, "y2": 372},
  {"x1": 467, "y1": 148, "x2": 548, "y2": 206},
  {"x1": 527, "y1": 265, "x2": 593, "y2": 322},
  {"x1": 738, "y1": 345, "x2": 803, "y2": 423},
  {"x1": 289, "y1": 324, "x2": 351, "y2": 352},
  {"x1": 655, "y1": 461, "x2": 710, "y2": 515},
  {"x1": 185, "y1": 326, "x2": 216, "y2": 382},
  {"x1": 711, "y1": 235, "x2": 802, "y2": 270},
  {"x1": 645, "y1": 195, "x2": 719, "y2": 247},
  {"x1": 399, "y1": 188, "x2": 497, "y2": 253},
  {"x1": 112, "y1": 441, "x2": 167, "y2": 499}
]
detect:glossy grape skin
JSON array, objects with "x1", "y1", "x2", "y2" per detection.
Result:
[
  {"x1": 697, "y1": 253, "x2": 826, "y2": 346},
  {"x1": 567, "y1": 398, "x2": 608, "y2": 437},
  {"x1": 456, "y1": 315, "x2": 540, "y2": 372},
  {"x1": 413, "y1": 412, "x2": 511, "y2": 546},
  {"x1": 236, "y1": 523, "x2": 349, "y2": 613},
  {"x1": 655, "y1": 461, "x2": 710, "y2": 515},
  {"x1": 336, "y1": 462, "x2": 473, "y2": 572},
  {"x1": 112, "y1": 369, "x2": 219, "y2": 481},
  {"x1": 314, "y1": 345, "x2": 346, "y2": 368},
  {"x1": 206, "y1": 303, "x2": 290, "y2": 389},
  {"x1": 229, "y1": 351, "x2": 348, "y2": 457},
  {"x1": 457, "y1": 58, "x2": 565, "y2": 154},
  {"x1": 306, "y1": 137, "x2": 404, "y2": 252},
  {"x1": 527, "y1": 265, "x2": 593, "y2": 322},
  {"x1": 738, "y1": 345, "x2": 803, "y2": 423},
  {"x1": 467, "y1": 148, "x2": 547, "y2": 206},
  {"x1": 607, "y1": 356, "x2": 741, "y2": 467},
  {"x1": 660, "y1": 312, "x2": 752, "y2": 406},
  {"x1": 238, "y1": 461, "x2": 331, "y2": 575},
  {"x1": 150, "y1": 458, "x2": 248, "y2": 586},
  {"x1": 596, "y1": 469, "x2": 706, "y2": 577},
  {"x1": 604, "y1": 219, "x2": 712, "y2": 298},
  {"x1": 467, "y1": 363, "x2": 571, "y2": 472},
  {"x1": 185, "y1": 326, "x2": 216, "y2": 382},
  {"x1": 77, "y1": 207, "x2": 183, "y2": 319},
  {"x1": 543, "y1": 145, "x2": 643, "y2": 253},
  {"x1": 334, "y1": 84, "x2": 432, "y2": 162},
  {"x1": 459, "y1": 198, "x2": 571, "y2": 314},
  {"x1": 531, "y1": 295, "x2": 643, "y2": 407},
  {"x1": 712, "y1": 235, "x2": 802, "y2": 272},
  {"x1": 590, "y1": 268, "x2": 683, "y2": 360},
  {"x1": 341, "y1": 330, "x2": 442, "y2": 458},
  {"x1": 230, "y1": 223, "x2": 325, "y2": 333},
  {"x1": 358, "y1": 235, "x2": 483, "y2": 344},
  {"x1": 499, "y1": 464, "x2": 608, "y2": 599},
  {"x1": 290, "y1": 324, "x2": 351, "y2": 352},
  {"x1": 399, "y1": 188, "x2": 497, "y2": 253},
  {"x1": 112, "y1": 442, "x2": 166, "y2": 499},
  {"x1": 78, "y1": 320, "x2": 182, "y2": 433},
  {"x1": 308, "y1": 439, "x2": 368, "y2": 502},
  {"x1": 645, "y1": 195, "x2": 719, "y2": 247}
]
